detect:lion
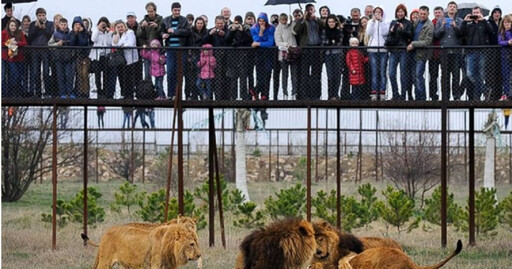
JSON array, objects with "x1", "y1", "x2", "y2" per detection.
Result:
[
  {"x1": 238, "y1": 218, "x2": 317, "y2": 269},
  {"x1": 346, "y1": 239, "x2": 463, "y2": 269},
  {"x1": 309, "y1": 219, "x2": 403, "y2": 269},
  {"x1": 81, "y1": 215, "x2": 197, "y2": 247},
  {"x1": 90, "y1": 222, "x2": 201, "y2": 269}
]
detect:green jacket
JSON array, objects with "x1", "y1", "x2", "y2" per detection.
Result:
[
  {"x1": 292, "y1": 17, "x2": 324, "y2": 47},
  {"x1": 136, "y1": 14, "x2": 164, "y2": 46},
  {"x1": 411, "y1": 19, "x2": 433, "y2": 61}
]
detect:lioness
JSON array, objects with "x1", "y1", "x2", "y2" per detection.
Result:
[
  {"x1": 91, "y1": 222, "x2": 201, "y2": 269},
  {"x1": 310, "y1": 219, "x2": 403, "y2": 269},
  {"x1": 346, "y1": 239, "x2": 463, "y2": 269}
]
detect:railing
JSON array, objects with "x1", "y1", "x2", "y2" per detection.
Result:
[{"x1": 2, "y1": 45, "x2": 511, "y2": 107}]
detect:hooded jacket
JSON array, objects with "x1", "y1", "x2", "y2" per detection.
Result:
[
  {"x1": 48, "y1": 26, "x2": 73, "y2": 62},
  {"x1": 366, "y1": 6, "x2": 389, "y2": 52},
  {"x1": 89, "y1": 18, "x2": 113, "y2": 60},
  {"x1": 250, "y1": 13, "x2": 275, "y2": 48},
  {"x1": 488, "y1": 7, "x2": 502, "y2": 45},
  {"x1": 346, "y1": 48, "x2": 369, "y2": 85},
  {"x1": 140, "y1": 39, "x2": 166, "y2": 77},
  {"x1": 69, "y1": 16, "x2": 91, "y2": 57},
  {"x1": 197, "y1": 44, "x2": 216, "y2": 79},
  {"x1": 275, "y1": 21, "x2": 297, "y2": 61}
]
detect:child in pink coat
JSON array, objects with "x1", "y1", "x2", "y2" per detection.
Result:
[
  {"x1": 141, "y1": 39, "x2": 166, "y2": 99},
  {"x1": 196, "y1": 44, "x2": 216, "y2": 100}
]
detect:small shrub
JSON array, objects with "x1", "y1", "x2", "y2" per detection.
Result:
[
  {"x1": 264, "y1": 183, "x2": 306, "y2": 220},
  {"x1": 194, "y1": 176, "x2": 230, "y2": 211},
  {"x1": 422, "y1": 186, "x2": 463, "y2": 228},
  {"x1": 41, "y1": 200, "x2": 70, "y2": 228},
  {"x1": 252, "y1": 148, "x2": 261, "y2": 157},
  {"x1": 312, "y1": 190, "x2": 338, "y2": 225},
  {"x1": 293, "y1": 157, "x2": 313, "y2": 181},
  {"x1": 110, "y1": 182, "x2": 145, "y2": 215},
  {"x1": 499, "y1": 191, "x2": 512, "y2": 231},
  {"x1": 358, "y1": 183, "x2": 379, "y2": 229},
  {"x1": 233, "y1": 201, "x2": 265, "y2": 229},
  {"x1": 455, "y1": 187, "x2": 501, "y2": 236},
  {"x1": 376, "y1": 185, "x2": 418, "y2": 234}
]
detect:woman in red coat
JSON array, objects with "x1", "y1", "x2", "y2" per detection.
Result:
[
  {"x1": 346, "y1": 37, "x2": 368, "y2": 100},
  {"x1": 2, "y1": 19, "x2": 27, "y2": 97}
]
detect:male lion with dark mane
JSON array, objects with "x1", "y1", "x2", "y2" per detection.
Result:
[
  {"x1": 88, "y1": 222, "x2": 201, "y2": 269},
  {"x1": 238, "y1": 218, "x2": 316, "y2": 269},
  {"x1": 309, "y1": 219, "x2": 403, "y2": 269}
]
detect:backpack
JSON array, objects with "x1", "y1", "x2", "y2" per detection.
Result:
[{"x1": 136, "y1": 79, "x2": 157, "y2": 99}]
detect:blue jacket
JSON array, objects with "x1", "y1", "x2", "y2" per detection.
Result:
[
  {"x1": 69, "y1": 16, "x2": 91, "y2": 57},
  {"x1": 250, "y1": 13, "x2": 275, "y2": 47}
]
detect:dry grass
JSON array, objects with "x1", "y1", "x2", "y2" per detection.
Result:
[{"x1": 2, "y1": 180, "x2": 511, "y2": 269}]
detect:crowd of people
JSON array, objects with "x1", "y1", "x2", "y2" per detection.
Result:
[{"x1": 2, "y1": 1, "x2": 512, "y2": 103}]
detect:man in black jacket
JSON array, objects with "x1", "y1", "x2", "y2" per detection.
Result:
[
  {"x1": 460, "y1": 6, "x2": 493, "y2": 100},
  {"x1": 28, "y1": 7, "x2": 54, "y2": 98},
  {"x1": 160, "y1": 2, "x2": 190, "y2": 99}
]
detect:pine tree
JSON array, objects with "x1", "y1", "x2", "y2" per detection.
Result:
[{"x1": 376, "y1": 185, "x2": 417, "y2": 234}]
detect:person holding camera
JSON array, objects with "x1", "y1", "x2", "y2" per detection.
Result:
[
  {"x1": 89, "y1": 17, "x2": 115, "y2": 99},
  {"x1": 28, "y1": 8, "x2": 54, "y2": 98},
  {"x1": 460, "y1": 6, "x2": 493, "y2": 100},
  {"x1": 226, "y1": 15, "x2": 253, "y2": 100},
  {"x1": 366, "y1": 5, "x2": 389, "y2": 100},
  {"x1": 204, "y1": 15, "x2": 228, "y2": 99},
  {"x1": 70, "y1": 16, "x2": 91, "y2": 98},
  {"x1": 293, "y1": 3, "x2": 324, "y2": 100},
  {"x1": 137, "y1": 2, "x2": 163, "y2": 80}
]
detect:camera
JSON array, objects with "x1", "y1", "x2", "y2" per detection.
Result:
[
  {"x1": 469, "y1": 15, "x2": 478, "y2": 20},
  {"x1": 216, "y1": 28, "x2": 220, "y2": 32}
]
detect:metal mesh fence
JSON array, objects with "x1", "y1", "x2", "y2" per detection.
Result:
[{"x1": 2, "y1": 46, "x2": 511, "y2": 103}]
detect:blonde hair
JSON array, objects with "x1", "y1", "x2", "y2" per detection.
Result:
[
  {"x1": 498, "y1": 14, "x2": 512, "y2": 40},
  {"x1": 349, "y1": 37, "x2": 359, "y2": 44}
]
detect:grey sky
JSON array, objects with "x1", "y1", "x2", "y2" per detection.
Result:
[{"x1": 7, "y1": 0, "x2": 510, "y2": 27}]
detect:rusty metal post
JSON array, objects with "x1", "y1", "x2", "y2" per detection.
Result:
[
  {"x1": 441, "y1": 94, "x2": 448, "y2": 248},
  {"x1": 52, "y1": 105, "x2": 58, "y2": 250},
  {"x1": 130, "y1": 114, "x2": 134, "y2": 184},
  {"x1": 96, "y1": 131, "x2": 99, "y2": 184},
  {"x1": 276, "y1": 130, "x2": 280, "y2": 182},
  {"x1": 188, "y1": 131, "x2": 191, "y2": 182},
  {"x1": 307, "y1": 106, "x2": 312, "y2": 222},
  {"x1": 336, "y1": 108, "x2": 341, "y2": 229},
  {"x1": 315, "y1": 108, "x2": 319, "y2": 183},
  {"x1": 208, "y1": 108, "x2": 215, "y2": 247},
  {"x1": 212, "y1": 131, "x2": 226, "y2": 249},
  {"x1": 269, "y1": 130, "x2": 272, "y2": 181},
  {"x1": 375, "y1": 111, "x2": 379, "y2": 181},
  {"x1": 509, "y1": 133, "x2": 511, "y2": 184},
  {"x1": 231, "y1": 112, "x2": 235, "y2": 182},
  {"x1": 325, "y1": 109, "x2": 328, "y2": 182},
  {"x1": 469, "y1": 108, "x2": 475, "y2": 246},
  {"x1": 177, "y1": 50, "x2": 184, "y2": 215},
  {"x1": 357, "y1": 110, "x2": 363, "y2": 183},
  {"x1": 83, "y1": 106, "x2": 88, "y2": 237},
  {"x1": 142, "y1": 129, "x2": 145, "y2": 184}
]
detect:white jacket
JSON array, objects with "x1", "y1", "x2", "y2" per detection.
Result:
[
  {"x1": 365, "y1": 18, "x2": 389, "y2": 53},
  {"x1": 113, "y1": 29, "x2": 139, "y2": 65},
  {"x1": 89, "y1": 29, "x2": 113, "y2": 60},
  {"x1": 274, "y1": 23, "x2": 297, "y2": 61}
]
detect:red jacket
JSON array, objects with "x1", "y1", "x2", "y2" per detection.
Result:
[
  {"x1": 2, "y1": 30, "x2": 27, "y2": 62},
  {"x1": 346, "y1": 49, "x2": 368, "y2": 86}
]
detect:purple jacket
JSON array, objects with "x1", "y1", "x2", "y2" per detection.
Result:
[
  {"x1": 140, "y1": 39, "x2": 166, "y2": 77},
  {"x1": 498, "y1": 30, "x2": 512, "y2": 62}
]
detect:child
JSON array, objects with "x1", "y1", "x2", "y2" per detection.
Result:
[
  {"x1": 48, "y1": 18, "x2": 74, "y2": 98},
  {"x1": 498, "y1": 14, "x2": 512, "y2": 100},
  {"x1": 97, "y1": 106, "x2": 106, "y2": 128},
  {"x1": 346, "y1": 37, "x2": 369, "y2": 100},
  {"x1": 141, "y1": 39, "x2": 166, "y2": 99},
  {"x1": 197, "y1": 44, "x2": 216, "y2": 100}
]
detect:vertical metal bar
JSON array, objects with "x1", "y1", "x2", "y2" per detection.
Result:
[
  {"x1": 232, "y1": 112, "x2": 236, "y2": 182},
  {"x1": 269, "y1": 130, "x2": 272, "y2": 181},
  {"x1": 509, "y1": 133, "x2": 511, "y2": 184},
  {"x1": 221, "y1": 108, "x2": 225, "y2": 174},
  {"x1": 164, "y1": 104, "x2": 178, "y2": 222},
  {"x1": 52, "y1": 105, "x2": 57, "y2": 250},
  {"x1": 325, "y1": 109, "x2": 328, "y2": 182},
  {"x1": 142, "y1": 129, "x2": 145, "y2": 184},
  {"x1": 315, "y1": 108, "x2": 319, "y2": 183},
  {"x1": 130, "y1": 113, "x2": 134, "y2": 184},
  {"x1": 212, "y1": 133, "x2": 226, "y2": 249},
  {"x1": 375, "y1": 110, "x2": 379, "y2": 181},
  {"x1": 276, "y1": 130, "x2": 280, "y2": 182},
  {"x1": 441, "y1": 100, "x2": 448, "y2": 248},
  {"x1": 306, "y1": 106, "x2": 312, "y2": 222},
  {"x1": 188, "y1": 131, "x2": 191, "y2": 183},
  {"x1": 469, "y1": 108, "x2": 476, "y2": 246},
  {"x1": 177, "y1": 52, "x2": 184, "y2": 215},
  {"x1": 96, "y1": 131, "x2": 99, "y2": 184},
  {"x1": 287, "y1": 131, "x2": 290, "y2": 155},
  {"x1": 336, "y1": 108, "x2": 341, "y2": 229},
  {"x1": 83, "y1": 106, "x2": 88, "y2": 238},
  {"x1": 208, "y1": 108, "x2": 215, "y2": 247},
  {"x1": 464, "y1": 111, "x2": 467, "y2": 183},
  {"x1": 358, "y1": 109, "x2": 363, "y2": 183}
]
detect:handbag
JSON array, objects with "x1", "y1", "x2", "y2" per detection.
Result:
[
  {"x1": 107, "y1": 50, "x2": 126, "y2": 67},
  {"x1": 384, "y1": 22, "x2": 400, "y2": 47},
  {"x1": 283, "y1": 47, "x2": 301, "y2": 63}
]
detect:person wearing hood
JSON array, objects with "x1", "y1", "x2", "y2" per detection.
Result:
[
  {"x1": 48, "y1": 18, "x2": 74, "y2": 98},
  {"x1": 293, "y1": 3, "x2": 324, "y2": 100},
  {"x1": 366, "y1": 5, "x2": 389, "y2": 100},
  {"x1": 70, "y1": 16, "x2": 91, "y2": 98},
  {"x1": 387, "y1": 4, "x2": 413, "y2": 101},
  {"x1": 197, "y1": 44, "x2": 216, "y2": 99},
  {"x1": 407, "y1": 6, "x2": 433, "y2": 101},
  {"x1": 319, "y1": 6, "x2": 330, "y2": 24},
  {"x1": 250, "y1": 12, "x2": 275, "y2": 101},
  {"x1": 89, "y1": 16, "x2": 115, "y2": 99},
  {"x1": 141, "y1": 39, "x2": 166, "y2": 99},
  {"x1": 137, "y1": 2, "x2": 163, "y2": 80},
  {"x1": 486, "y1": 6, "x2": 503, "y2": 100},
  {"x1": 226, "y1": 15, "x2": 253, "y2": 100}
]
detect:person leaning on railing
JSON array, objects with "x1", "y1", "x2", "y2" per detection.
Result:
[
  {"x1": 28, "y1": 7, "x2": 54, "y2": 98},
  {"x1": 89, "y1": 17, "x2": 115, "y2": 99},
  {"x1": 69, "y1": 16, "x2": 91, "y2": 99},
  {"x1": 2, "y1": 19, "x2": 27, "y2": 98},
  {"x1": 321, "y1": 14, "x2": 343, "y2": 100},
  {"x1": 226, "y1": 15, "x2": 253, "y2": 101},
  {"x1": 48, "y1": 18, "x2": 74, "y2": 98},
  {"x1": 366, "y1": 5, "x2": 389, "y2": 101},
  {"x1": 498, "y1": 14, "x2": 512, "y2": 101},
  {"x1": 112, "y1": 20, "x2": 139, "y2": 99}
]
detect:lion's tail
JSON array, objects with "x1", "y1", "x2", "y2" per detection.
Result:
[
  {"x1": 420, "y1": 239, "x2": 463, "y2": 269},
  {"x1": 81, "y1": 233, "x2": 100, "y2": 247}
]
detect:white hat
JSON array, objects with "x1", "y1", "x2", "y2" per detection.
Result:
[{"x1": 126, "y1": 11, "x2": 136, "y2": 17}]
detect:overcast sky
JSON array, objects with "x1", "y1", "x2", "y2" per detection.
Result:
[{"x1": 6, "y1": 0, "x2": 511, "y2": 27}]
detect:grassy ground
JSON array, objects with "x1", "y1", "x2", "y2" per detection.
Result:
[{"x1": 2, "y1": 180, "x2": 511, "y2": 269}]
